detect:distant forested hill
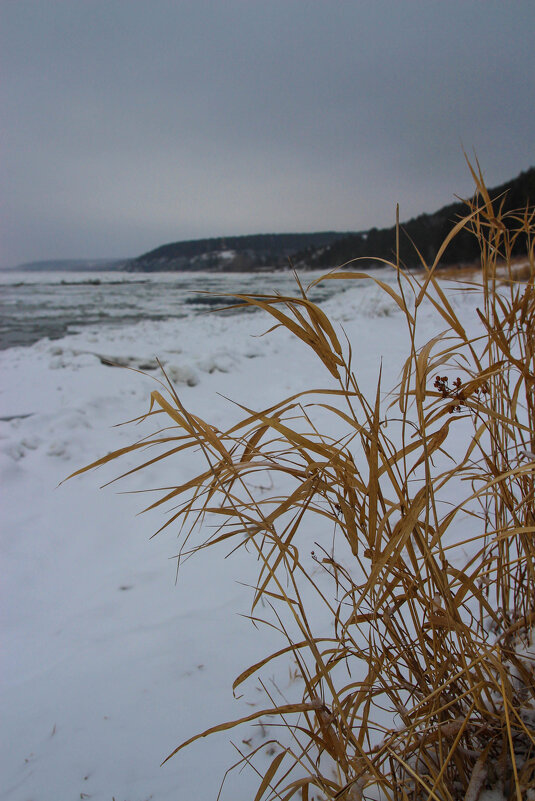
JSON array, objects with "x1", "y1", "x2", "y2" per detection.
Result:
[
  {"x1": 295, "y1": 167, "x2": 535, "y2": 270},
  {"x1": 11, "y1": 168, "x2": 533, "y2": 274},
  {"x1": 122, "y1": 166, "x2": 534, "y2": 272},
  {"x1": 125, "y1": 232, "x2": 355, "y2": 272}
]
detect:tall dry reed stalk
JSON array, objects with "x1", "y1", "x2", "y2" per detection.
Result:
[{"x1": 70, "y1": 163, "x2": 535, "y2": 800}]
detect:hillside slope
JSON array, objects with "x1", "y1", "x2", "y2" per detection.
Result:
[{"x1": 297, "y1": 167, "x2": 535, "y2": 270}]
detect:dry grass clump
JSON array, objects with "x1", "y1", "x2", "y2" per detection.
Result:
[{"x1": 70, "y1": 163, "x2": 535, "y2": 800}]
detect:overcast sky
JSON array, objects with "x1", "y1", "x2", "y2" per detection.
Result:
[{"x1": 1, "y1": 1, "x2": 534, "y2": 267}]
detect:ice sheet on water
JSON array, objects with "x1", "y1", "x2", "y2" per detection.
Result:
[{"x1": 0, "y1": 268, "x2": 356, "y2": 350}]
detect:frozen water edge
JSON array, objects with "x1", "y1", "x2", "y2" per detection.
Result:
[{"x1": 0, "y1": 274, "x2": 489, "y2": 800}]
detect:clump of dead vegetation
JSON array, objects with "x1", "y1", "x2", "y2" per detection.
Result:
[{"x1": 70, "y1": 162, "x2": 535, "y2": 800}]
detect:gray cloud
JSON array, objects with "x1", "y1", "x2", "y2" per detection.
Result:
[{"x1": 1, "y1": 0, "x2": 534, "y2": 265}]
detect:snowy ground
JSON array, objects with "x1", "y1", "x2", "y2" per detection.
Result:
[{"x1": 0, "y1": 272, "x2": 492, "y2": 800}]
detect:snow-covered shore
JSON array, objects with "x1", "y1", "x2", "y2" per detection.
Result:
[{"x1": 0, "y1": 273, "x2": 488, "y2": 800}]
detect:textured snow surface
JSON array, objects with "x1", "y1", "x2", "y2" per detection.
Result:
[{"x1": 0, "y1": 273, "x2": 485, "y2": 799}]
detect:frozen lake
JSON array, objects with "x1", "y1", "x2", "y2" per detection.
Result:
[{"x1": 0, "y1": 269, "x2": 352, "y2": 350}]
